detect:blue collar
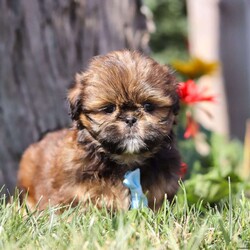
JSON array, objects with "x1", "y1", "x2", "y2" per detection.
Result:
[{"x1": 123, "y1": 168, "x2": 148, "y2": 209}]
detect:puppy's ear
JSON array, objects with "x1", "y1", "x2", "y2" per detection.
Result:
[
  {"x1": 165, "y1": 68, "x2": 180, "y2": 116},
  {"x1": 172, "y1": 93, "x2": 180, "y2": 116},
  {"x1": 67, "y1": 74, "x2": 83, "y2": 121}
]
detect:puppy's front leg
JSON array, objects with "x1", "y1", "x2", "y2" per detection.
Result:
[{"x1": 57, "y1": 180, "x2": 131, "y2": 211}]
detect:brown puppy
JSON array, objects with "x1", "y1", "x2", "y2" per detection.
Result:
[{"x1": 18, "y1": 50, "x2": 181, "y2": 211}]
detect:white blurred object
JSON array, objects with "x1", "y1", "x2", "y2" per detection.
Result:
[{"x1": 186, "y1": 0, "x2": 229, "y2": 136}]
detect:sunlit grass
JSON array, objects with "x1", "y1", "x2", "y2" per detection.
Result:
[{"x1": 0, "y1": 186, "x2": 249, "y2": 249}]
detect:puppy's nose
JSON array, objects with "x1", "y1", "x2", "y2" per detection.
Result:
[{"x1": 125, "y1": 116, "x2": 137, "y2": 126}]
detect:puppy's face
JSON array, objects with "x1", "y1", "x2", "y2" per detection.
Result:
[{"x1": 68, "y1": 50, "x2": 179, "y2": 163}]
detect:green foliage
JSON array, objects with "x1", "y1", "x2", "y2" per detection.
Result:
[
  {"x1": 179, "y1": 134, "x2": 249, "y2": 205},
  {"x1": 144, "y1": 0, "x2": 188, "y2": 64},
  {"x1": 1, "y1": 190, "x2": 250, "y2": 249}
]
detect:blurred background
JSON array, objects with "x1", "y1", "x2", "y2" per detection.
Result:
[{"x1": 0, "y1": 0, "x2": 249, "y2": 203}]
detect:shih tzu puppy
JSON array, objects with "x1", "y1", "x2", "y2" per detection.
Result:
[{"x1": 18, "y1": 50, "x2": 181, "y2": 211}]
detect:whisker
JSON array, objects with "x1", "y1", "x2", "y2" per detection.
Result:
[
  {"x1": 166, "y1": 134, "x2": 172, "y2": 143},
  {"x1": 85, "y1": 114, "x2": 101, "y2": 126}
]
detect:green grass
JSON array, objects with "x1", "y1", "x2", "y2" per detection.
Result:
[{"x1": 0, "y1": 187, "x2": 250, "y2": 250}]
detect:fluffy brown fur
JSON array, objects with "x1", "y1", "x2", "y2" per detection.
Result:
[{"x1": 18, "y1": 50, "x2": 181, "y2": 211}]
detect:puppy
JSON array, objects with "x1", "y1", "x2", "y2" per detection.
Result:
[{"x1": 18, "y1": 50, "x2": 181, "y2": 211}]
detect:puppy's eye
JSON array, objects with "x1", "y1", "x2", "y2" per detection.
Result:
[
  {"x1": 143, "y1": 103, "x2": 155, "y2": 112},
  {"x1": 102, "y1": 104, "x2": 116, "y2": 114}
]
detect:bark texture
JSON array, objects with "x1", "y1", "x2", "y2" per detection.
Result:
[{"x1": 0, "y1": 0, "x2": 149, "y2": 194}]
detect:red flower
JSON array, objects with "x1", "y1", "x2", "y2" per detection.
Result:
[
  {"x1": 179, "y1": 162, "x2": 188, "y2": 178},
  {"x1": 178, "y1": 80, "x2": 215, "y2": 105},
  {"x1": 184, "y1": 112, "x2": 199, "y2": 139}
]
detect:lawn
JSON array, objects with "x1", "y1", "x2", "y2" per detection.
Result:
[{"x1": 0, "y1": 185, "x2": 249, "y2": 250}]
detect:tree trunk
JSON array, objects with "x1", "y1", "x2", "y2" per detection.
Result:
[
  {"x1": 0, "y1": 0, "x2": 149, "y2": 194},
  {"x1": 219, "y1": 0, "x2": 250, "y2": 140}
]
